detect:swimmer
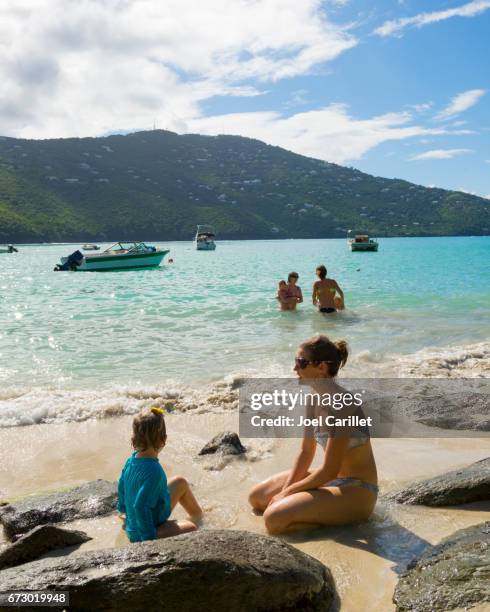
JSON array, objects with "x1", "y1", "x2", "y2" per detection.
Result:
[{"x1": 312, "y1": 265, "x2": 344, "y2": 313}]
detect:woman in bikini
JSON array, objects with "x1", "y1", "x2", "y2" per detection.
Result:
[
  {"x1": 312, "y1": 265, "x2": 344, "y2": 313},
  {"x1": 248, "y1": 334, "x2": 378, "y2": 534},
  {"x1": 281, "y1": 271, "x2": 303, "y2": 310}
]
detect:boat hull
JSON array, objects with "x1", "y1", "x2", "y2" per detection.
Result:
[
  {"x1": 63, "y1": 250, "x2": 168, "y2": 271},
  {"x1": 196, "y1": 241, "x2": 216, "y2": 251},
  {"x1": 349, "y1": 243, "x2": 378, "y2": 252}
]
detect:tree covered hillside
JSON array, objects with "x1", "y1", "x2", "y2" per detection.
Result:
[{"x1": 0, "y1": 130, "x2": 488, "y2": 242}]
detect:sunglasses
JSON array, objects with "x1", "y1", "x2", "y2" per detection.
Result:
[{"x1": 295, "y1": 357, "x2": 332, "y2": 369}]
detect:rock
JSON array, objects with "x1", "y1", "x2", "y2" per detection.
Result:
[
  {"x1": 393, "y1": 521, "x2": 490, "y2": 611},
  {"x1": 0, "y1": 525, "x2": 91, "y2": 570},
  {"x1": 386, "y1": 457, "x2": 490, "y2": 506},
  {"x1": 0, "y1": 480, "x2": 117, "y2": 541},
  {"x1": 0, "y1": 529, "x2": 335, "y2": 612},
  {"x1": 198, "y1": 431, "x2": 246, "y2": 456}
]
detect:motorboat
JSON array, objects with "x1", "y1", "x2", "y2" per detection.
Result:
[
  {"x1": 0, "y1": 244, "x2": 18, "y2": 253},
  {"x1": 82, "y1": 244, "x2": 100, "y2": 251},
  {"x1": 347, "y1": 232, "x2": 378, "y2": 252},
  {"x1": 195, "y1": 225, "x2": 216, "y2": 251},
  {"x1": 55, "y1": 241, "x2": 169, "y2": 271}
]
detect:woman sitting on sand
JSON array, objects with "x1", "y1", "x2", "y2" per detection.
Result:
[
  {"x1": 117, "y1": 407, "x2": 203, "y2": 541},
  {"x1": 312, "y1": 265, "x2": 344, "y2": 313},
  {"x1": 248, "y1": 335, "x2": 378, "y2": 535}
]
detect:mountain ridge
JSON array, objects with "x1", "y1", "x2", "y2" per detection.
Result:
[{"x1": 0, "y1": 129, "x2": 488, "y2": 242}]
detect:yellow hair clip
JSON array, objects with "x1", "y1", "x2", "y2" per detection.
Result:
[{"x1": 150, "y1": 406, "x2": 165, "y2": 415}]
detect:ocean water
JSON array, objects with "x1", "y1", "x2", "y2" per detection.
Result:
[{"x1": 1, "y1": 236, "x2": 489, "y2": 425}]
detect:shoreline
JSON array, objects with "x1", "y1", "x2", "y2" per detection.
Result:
[{"x1": 1, "y1": 411, "x2": 489, "y2": 611}]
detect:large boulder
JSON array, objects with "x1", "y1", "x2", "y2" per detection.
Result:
[
  {"x1": 0, "y1": 480, "x2": 117, "y2": 540},
  {"x1": 0, "y1": 525, "x2": 91, "y2": 570},
  {"x1": 0, "y1": 529, "x2": 335, "y2": 612},
  {"x1": 386, "y1": 457, "x2": 490, "y2": 506},
  {"x1": 198, "y1": 431, "x2": 246, "y2": 456},
  {"x1": 393, "y1": 521, "x2": 490, "y2": 611}
]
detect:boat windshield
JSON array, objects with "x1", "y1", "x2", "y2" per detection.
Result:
[{"x1": 105, "y1": 242, "x2": 147, "y2": 252}]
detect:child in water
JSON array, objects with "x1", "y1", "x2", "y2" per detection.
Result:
[
  {"x1": 276, "y1": 280, "x2": 290, "y2": 310},
  {"x1": 117, "y1": 407, "x2": 202, "y2": 542}
]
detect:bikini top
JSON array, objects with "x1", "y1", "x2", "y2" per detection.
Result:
[{"x1": 314, "y1": 408, "x2": 370, "y2": 450}]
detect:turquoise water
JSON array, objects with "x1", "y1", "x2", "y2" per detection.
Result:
[
  {"x1": 2, "y1": 235, "x2": 489, "y2": 384},
  {"x1": 1, "y1": 237, "x2": 489, "y2": 425}
]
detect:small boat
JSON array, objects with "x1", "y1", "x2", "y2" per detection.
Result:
[
  {"x1": 195, "y1": 225, "x2": 216, "y2": 251},
  {"x1": 82, "y1": 244, "x2": 100, "y2": 251},
  {"x1": 0, "y1": 244, "x2": 18, "y2": 253},
  {"x1": 347, "y1": 232, "x2": 378, "y2": 252},
  {"x1": 55, "y1": 241, "x2": 169, "y2": 271}
]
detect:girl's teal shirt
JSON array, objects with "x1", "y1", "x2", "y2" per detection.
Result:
[{"x1": 117, "y1": 451, "x2": 171, "y2": 542}]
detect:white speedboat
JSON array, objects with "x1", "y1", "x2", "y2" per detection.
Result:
[
  {"x1": 82, "y1": 244, "x2": 100, "y2": 251},
  {"x1": 195, "y1": 225, "x2": 216, "y2": 251},
  {"x1": 347, "y1": 232, "x2": 378, "y2": 252},
  {"x1": 55, "y1": 241, "x2": 169, "y2": 271}
]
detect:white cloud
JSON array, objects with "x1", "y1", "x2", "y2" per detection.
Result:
[
  {"x1": 188, "y1": 105, "x2": 469, "y2": 164},
  {"x1": 0, "y1": 0, "x2": 357, "y2": 138},
  {"x1": 435, "y1": 89, "x2": 486, "y2": 120},
  {"x1": 373, "y1": 0, "x2": 490, "y2": 37},
  {"x1": 410, "y1": 148, "x2": 473, "y2": 161}
]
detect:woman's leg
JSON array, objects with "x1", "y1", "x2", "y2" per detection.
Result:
[
  {"x1": 248, "y1": 470, "x2": 311, "y2": 512},
  {"x1": 168, "y1": 475, "x2": 202, "y2": 519},
  {"x1": 263, "y1": 485, "x2": 377, "y2": 535}
]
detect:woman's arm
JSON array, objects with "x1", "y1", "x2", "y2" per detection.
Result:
[
  {"x1": 312, "y1": 282, "x2": 318, "y2": 305},
  {"x1": 280, "y1": 436, "x2": 350, "y2": 496},
  {"x1": 334, "y1": 281, "x2": 344, "y2": 300},
  {"x1": 297, "y1": 287, "x2": 303, "y2": 303},
  {"x1": 282, "y1": 436, "x2": 316, "y2": 490}
]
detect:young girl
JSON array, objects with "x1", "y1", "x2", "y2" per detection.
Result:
[{"x1": 117, "y1": 407, "x2": 202, "y2": 542}]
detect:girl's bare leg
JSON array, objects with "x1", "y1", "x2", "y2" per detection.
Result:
[
  {"x1": 168, "y1": 475, "x2": 202, "y2": 520},
  {"x1": 157, "y1": 519, "x2": 197, "y2": 539}
]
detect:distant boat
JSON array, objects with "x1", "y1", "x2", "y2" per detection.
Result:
[
  {"x1": 55, "y1": 241, "x2": 169, "y2": 271},
  {"x1": 347, "y1": 231, "x2": 378, "y2": 252},
  {"x1": 195, "y1": 225, "x2": 216, "y2": 251},
  {"x1": 82, "y1": 244, "x2": 100, "y2": 251},
  {"x1": 0, "y1": 244, "x2": 18, "y2": 253}
]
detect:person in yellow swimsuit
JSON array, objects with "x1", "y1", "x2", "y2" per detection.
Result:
[{"x1": 312, "y1": 265, "x2": 344, "y2": 313}]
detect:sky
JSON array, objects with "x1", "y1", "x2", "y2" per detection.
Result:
[{"x1": 0, "y1": 0, "x2": 489, "y2": 197}]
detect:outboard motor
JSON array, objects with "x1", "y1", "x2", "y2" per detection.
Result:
[{"x1": 54, "y1": 250, "x2": 84, "y2": 271}]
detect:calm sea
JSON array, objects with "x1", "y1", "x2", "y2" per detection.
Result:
[{"x1": 1, "y1": 237, "x2": 489, "y2": 425}]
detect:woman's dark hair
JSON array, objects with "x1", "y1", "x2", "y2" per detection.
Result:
[
  {"x1": 132, "y1": 408, "x2": 167, "y2": 451},
  {"x1": 316, "y1": 265, "x2": 327, "y2": 279},
  {"x1": 300, "y1": 334, "x2": 348, "y2": 377},
  {"x1": 288, "y1": 271, "x2": 299, "y2": 281}
]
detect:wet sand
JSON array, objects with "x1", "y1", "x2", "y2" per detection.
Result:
[{"x1": 1, "y1": 411, "x2": 489, "y2": 612}]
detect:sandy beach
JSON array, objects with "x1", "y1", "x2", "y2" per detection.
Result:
[{"x1": 1, "y1": 410, "x2": 488, "y2": 611}]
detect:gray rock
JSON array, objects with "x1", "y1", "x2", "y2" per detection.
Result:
[
  {"x1": 0, "y1": 525, "x2": 91, "y2": 570},
  {"x1": 0, "y1": 480, "x2": 117, "y2": 540},
  {"x1": 393, "y1": 521, "x2": 490, "y2": 611},
  {"x1": 198, "y1": 431, "x2": 246, "y2": 456},
  {"x1": 386, "y1": 457, "x2": 490, "y2": 506},
  {"x1": 0, "y1": 529, "x2": 335, "y2": 612}
]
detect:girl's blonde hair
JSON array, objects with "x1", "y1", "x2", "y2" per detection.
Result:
[{"x1": 131, "y1": 407, "x2": 167, "y2": 451}]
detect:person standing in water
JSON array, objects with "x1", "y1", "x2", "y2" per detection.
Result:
[
  {"x1": 283, "y1": 272, "x2": 303, "y2": 310},
  {"x1": 312, "y1": 265, "x2": 344, "y2": 313},
  {"x1": 248, "y1": 335, "x2": 378, "y2": 534}
]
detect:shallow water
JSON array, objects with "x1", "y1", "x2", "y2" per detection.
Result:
[{"x1": 1, "y1": 236, "x2": 489, "y2": 426}]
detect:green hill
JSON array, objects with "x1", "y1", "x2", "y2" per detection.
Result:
[{"x1": 0, "y1": 130, "x2": 488, "y2": 242}]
